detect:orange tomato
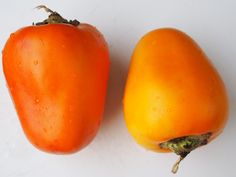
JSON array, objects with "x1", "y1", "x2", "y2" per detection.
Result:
[
  {"x1": 123, "y1": 28, "x2": 228, "y2": 173},
  {"x1": 2, "y1": 7, "x2": 110, "y2": 154}
]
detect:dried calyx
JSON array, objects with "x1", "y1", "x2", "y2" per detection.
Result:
[
  {"x1": 34, "y1": 5, "x2": 79, "y2": 26},
  {"x1": 159, "y1": 132, "x2": 212, "y2": 174}
]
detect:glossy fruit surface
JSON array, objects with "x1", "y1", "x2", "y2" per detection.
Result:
[
  {"x1": 2, "y1": 8, "x2": 109, "y2": 154},
  {"x1": 124, "y1": 28, "x2": 228, "y2": 157}
]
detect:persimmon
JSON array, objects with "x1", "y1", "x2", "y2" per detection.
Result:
[
  {"x1": 123, "y1": 28, "x2": 228, "y2": 173},
  {"x1": 2, "y1": 6, "x2": 110, "y2": 154}
]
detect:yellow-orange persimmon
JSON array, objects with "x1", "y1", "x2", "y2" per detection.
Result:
[
  {"x1": 123, "y1": 28, "x2": 228, "y2": 173},
  {"x1": 2, "y1": 6, "x2": 109, "y2": 154}
]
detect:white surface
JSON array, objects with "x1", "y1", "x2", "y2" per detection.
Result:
[{"x1": 0, "y1": 0, "x2": 235, "y2": 177}]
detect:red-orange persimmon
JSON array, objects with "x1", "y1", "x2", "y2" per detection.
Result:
[{"x1": 2, "y1": 6, "x2": 110, "y2": 154}]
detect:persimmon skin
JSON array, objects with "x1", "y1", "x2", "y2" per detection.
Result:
[
  {"x1": 3, "y1": 23, "x2": 110, "y2": 154},
  {"x1": 124, "y1": 28, "x2": 228, "y2": 152}
]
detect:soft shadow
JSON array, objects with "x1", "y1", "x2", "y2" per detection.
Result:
[
  {"x1": 226, "y1": 93, "x2": 236, "y2": 134},
  {"x1": 101, "y1": 51, "x2": 129, "y2": 129}
]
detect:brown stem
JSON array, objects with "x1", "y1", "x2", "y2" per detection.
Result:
[
  {"x1": 35, "y1": 5, "x2": 54, "y2": 13},
  {"x1": 172, "y1": 156, "x2": 185, "y2": 174},
  {"x1": 33, "y1": 5, "x2": 80, "y2": 26}
]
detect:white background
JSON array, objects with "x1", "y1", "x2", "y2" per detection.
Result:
[{"x1": 0, "y1": 0, "x2": 235, "y2": 177}]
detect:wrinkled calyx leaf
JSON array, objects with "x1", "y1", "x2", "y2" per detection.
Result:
[
  {"x1": 34, "y1": 5, "x2": 80, "y2": 26},
  {"x1": 159, "y1": 132, "x2": 212, "y2": 174}
]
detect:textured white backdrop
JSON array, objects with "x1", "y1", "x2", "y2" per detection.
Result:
[{"x1": 0, "y1": 0, "x2": 235, "y2": 177}]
